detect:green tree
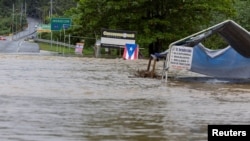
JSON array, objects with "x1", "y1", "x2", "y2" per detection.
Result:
[
  {"x1": 67, "y1": 0, "x2": 235, "y2": 56},
  {"x1": 232, "y1": 0, "x2": 250, "y2": 30}
]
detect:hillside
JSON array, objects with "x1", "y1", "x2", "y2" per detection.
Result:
[{"x1": 0, "y1": 0, "x2": 77, "y2": 35}]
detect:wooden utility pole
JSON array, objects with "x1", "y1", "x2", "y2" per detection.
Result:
[{"x1": 50, "y1": 0, "x2": 53, "y2": 17}]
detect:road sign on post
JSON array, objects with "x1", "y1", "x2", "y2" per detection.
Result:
[
  {"x1": 63, "y1": 24, "x2": 70, "y2": 29},
  {"x1": 51, "y1": 18, "x2": 71, "y2": 31}
]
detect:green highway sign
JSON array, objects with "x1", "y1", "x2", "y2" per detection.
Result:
[{"x1": 51, "y1": 18, "x2": 71, "y2": 31}]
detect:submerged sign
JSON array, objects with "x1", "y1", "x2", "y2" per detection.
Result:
[
  {"x1": 75, "y1": 43, "x2": 84, "y2": 55},
  {"x1": 101, "y1": 28, "x2": 136, "y2": 48},
  {"x1": 169, "y1": 46, "x2": 193, "y2": 70}
]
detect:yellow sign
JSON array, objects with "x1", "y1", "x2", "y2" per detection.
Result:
[
  {"x1": 37, "y1": 24, "x2": 51, "y2": 33},
  {"x1": 37, "y1": 29, "x2": 51, "y2": 33}
]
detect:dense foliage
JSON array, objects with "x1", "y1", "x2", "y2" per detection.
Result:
[
  {"x1": 66, "y1": 0, "x2": 235, "y2": 55},
  {"x1": 0, "y1": 0, "x2": 76, "y2": 35},
  {"x1": 0, "y1": 0, "x2": 25, "y2": 34},
  {"x1": 1, "y1": 0, "x2": 250, "y2": 56}
]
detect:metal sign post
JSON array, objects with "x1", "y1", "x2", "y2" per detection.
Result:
[{"x1": 50, "y1": 18, "x2": 71, "y2": 50}]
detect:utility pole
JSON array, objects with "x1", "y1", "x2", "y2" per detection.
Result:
[
  {"x1": 12, "y1": 3, "x2": 14, "y2": 40},
  {"x1": 50, "y1": 0, "x2": 53, "y2": 48},
  {"x1": 25, "y1": 0, "x2": 26, "y2": 16},
  {"x1": 50, "y1": 0, "x2": 53, "y2": 18},
  {"x1": 20, "y1": 2, "x2": 23, "y2": 31}
]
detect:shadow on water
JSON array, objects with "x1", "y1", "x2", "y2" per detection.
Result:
[
  {"x1": 0, "y1": 95, "x2": 172, "y2": 141},
  {"x1": 172, "y1": 76, "x2": 250, "y2": 84},
  {"x1": 168, "y1": 76, "x2": 250, "y2": 96},
  {"x1": 83, "y1": 99, "x2": 168, "y2": 141}
]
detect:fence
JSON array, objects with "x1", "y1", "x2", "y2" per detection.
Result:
[{"x1": 34, "y1": 38, "x2": 75, "y2": 48}]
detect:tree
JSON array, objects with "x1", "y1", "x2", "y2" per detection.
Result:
[
  {"x1": 0, "y1": 0, "x2": 237, "y2": 56},
  {"x1": 232, "y1": 0, "x2": 250, "y2": 30},
  {"x1": 67, "y1": 0, "x2": 235, "y2": 56}
]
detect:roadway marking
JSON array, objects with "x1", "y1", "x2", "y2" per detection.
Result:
[{"x1": 16, "y1": 41, "x2": 24, "y2": 52}]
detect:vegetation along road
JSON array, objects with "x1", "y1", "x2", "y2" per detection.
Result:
[{"x1": 0, "y1": 18, "x2": 39, "y2": 54}]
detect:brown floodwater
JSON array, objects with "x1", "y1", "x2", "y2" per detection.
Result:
[{"x1": 0, "y1": 53, "x2": 249, "y2": 141}]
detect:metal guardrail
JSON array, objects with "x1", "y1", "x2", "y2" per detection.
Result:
[
  {"x1": 10, "y1": 24, "x2": 76, "y2": 49},
  {"x1": 12, "y1": 31, "x2": 37, "y2": 41},
  {"x1": 34, "y1": 38, "x2": 75, "y2": 48}
]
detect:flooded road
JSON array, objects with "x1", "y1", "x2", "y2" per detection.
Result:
[{"x1": 0, "y1": 54, "x2": 249, "y2": 141}]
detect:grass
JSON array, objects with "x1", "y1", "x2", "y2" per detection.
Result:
[
  {"x1": 37, "y1": 42, "x2": 145, "y2": 59},
  {"x1": 38, "y1": 42, "x2": 95, "y2": 56}
]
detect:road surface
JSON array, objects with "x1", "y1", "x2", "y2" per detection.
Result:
[{"x1": 0, "y1": 17, "x2": 39, "y2": 53}]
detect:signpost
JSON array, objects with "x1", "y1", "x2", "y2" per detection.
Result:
[
  {"x1": 75, "y1": 42, "x2": 84, "y2": 55},
  {"x1": 49, "y1": 18, "x2": 71, "y2": 49},
  {"x1": 51, "y1": 18, "x2": 71, "y2": 31},
  {"x1": 169, "y1": 45, "x2": 193, "y2": 70},
  {"x1": 100, "y1": 28, "x2": 136, "y2": 48}
]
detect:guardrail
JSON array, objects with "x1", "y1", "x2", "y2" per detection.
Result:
[
  {"x1": 34, "y1": 38, "x2": 75, "y2": 48},
  {"x1": 13, "y1": 29, "x2": 76, "y2": 49},
  {"x1": 12, "y1": 31, "x2": 37, "y2": 41}
]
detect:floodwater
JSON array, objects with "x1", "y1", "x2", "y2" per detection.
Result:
[{"x1": 0, "y1": 53, "x2": 249, "y2": 141}]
